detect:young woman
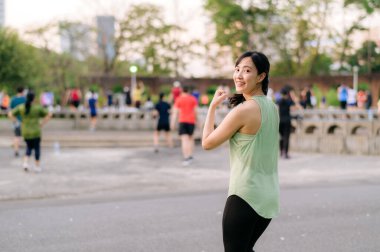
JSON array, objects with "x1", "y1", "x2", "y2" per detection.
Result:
[
  {"x1": 202, "y1": 51, "x2": 279, "y2": 251},
  {"x1": 8, "y1": 91, "x2": 52, "y2": 172}
]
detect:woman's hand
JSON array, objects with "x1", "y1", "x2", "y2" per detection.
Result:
[{"x1": 210, "y1": 89, "x2": 228, "y2": 108}]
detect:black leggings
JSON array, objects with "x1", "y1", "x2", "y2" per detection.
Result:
[
  {"x1": 25, "y1": 138, "x2": 41, "y2": 161},
  {"x1": 279, "y1": 121, "x2": 291, "y2": 156},
  {"x1": 223, "y1": 195, "x2": 271, "y2": 252}
]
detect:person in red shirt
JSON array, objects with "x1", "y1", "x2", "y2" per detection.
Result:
[
  {"x1": 171, "y1": 86, "x2": 198, "y2": 166},
  {"x1": 357, "y1": 89, "x2": 367, "y2": 109},
  {"x1": 171, "y1": 81, "x2": 182, "y2": 104}
]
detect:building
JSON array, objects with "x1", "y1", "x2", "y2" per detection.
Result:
[
  {"x1": 60, "y1": 21, "x2": 92, "y2": 61},
  {"x1": 96, "y1": 16, "x2": 115, "y2": 63},
  {"x1": 0, "y1": 0, "x2": 5, "y2": 27}
]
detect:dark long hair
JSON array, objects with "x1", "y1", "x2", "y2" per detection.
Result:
[
  {"x1": 229, "y1": 51, "x2": 270, "y2": 107},
  {"x1": 25, "y1": 91, "x2": 35, "y2": 115},
  {"x1": 159, "y1": 92, "x2": 165, "y2": 101}
]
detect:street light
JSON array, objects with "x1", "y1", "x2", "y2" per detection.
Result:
[
  {"x1": 129, "y1": 65, "x2": 138, "y2": 92},
  {"x1": 353, "y1": 65, "x2": 359, "y2": 92}
]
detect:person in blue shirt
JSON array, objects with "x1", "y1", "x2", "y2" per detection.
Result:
[
  {"x1": 10, "y1": 87, "x2": 26, "y2": 157},
  {"x1": 87, "y1": 90, "x2": 98, "y2": 131},
  {"x1": 338, "y1": 83, "x2": 348, "y2": 110}
]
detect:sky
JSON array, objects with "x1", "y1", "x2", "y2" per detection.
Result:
[
  {"x1": 5, "y1": 0, "x2": 206, "y2": 32},
  {"x1": 5, "y1": 0, "x2": 380, "y2": 42},
  {"x1": 4, "y1": 0, "x2": 211, "y2": 77},
  {"x1": 4, "y1": 0, "x2": 380, "y2": 77}
]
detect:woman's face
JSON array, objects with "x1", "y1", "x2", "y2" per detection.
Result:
[{"x1": 233, "y1": 57, "x2": 261, "y2": 94}]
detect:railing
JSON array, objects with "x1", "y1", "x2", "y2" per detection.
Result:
[
  {"x1": 1, "y1": 107, "x2": 380, "y2": 154},
  {"x1": 291, "y1": 108, "x2": 379, "y2": 121}
]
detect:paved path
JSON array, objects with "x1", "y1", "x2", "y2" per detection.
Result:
[
  {"x1": 1, "y1": 142, "x2": 380, "y2": 252},
  {"x1": 1, "y1": 144, "x2": 379, "y2": 201},
  {"x1": 1, "y1": 184, "x2": 379, "y2": 252}
]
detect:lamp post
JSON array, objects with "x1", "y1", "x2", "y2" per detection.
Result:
[
  {"x1": 353, "y1": 65, "x2": 359, "y2": 92},
  {"x1": 129, "y1": 65, "x2": 138, "y2": 92}
]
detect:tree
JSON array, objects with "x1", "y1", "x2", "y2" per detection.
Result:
[
  {"x1": 115, "y1": 4, "x2": 202, "y2": 77},
  {"x1": 0, "y1": 28, "x2": 43, "y2": 91},
  {"x1": 204, "y1": 0, "x2": 334, "y2": 76},
  {"x1": 333, "y1": 16, "x2": 367, "y2": 72},
  {"x1": 116, "y1": 4, "x2": 176, "y2": 76},
  {"x1": 336, "y1": 0, "x2": 380, "y2": 71},
  {"x1": 345, "y1": 0, "x2": 380, "y2": 14},
  {"x1": 348, "y1": 40, "x2": 380, "y2": 73},
  {"x1": 204, "y1": 0, "x2": 275, "y2": 59},
  {"x1": 25, "y1": 22, "x2": 89, "y2": 94}
]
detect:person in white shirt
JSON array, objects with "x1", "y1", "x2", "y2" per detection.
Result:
[{"x1": 347, "y1": 88, "x2": 357, "y2": 110}]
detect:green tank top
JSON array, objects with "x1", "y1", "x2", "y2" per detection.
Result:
[{"x1": 228, "y1": 96, "x2": 280, "y2": 218}]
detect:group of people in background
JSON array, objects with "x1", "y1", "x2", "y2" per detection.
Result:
[
  {"x1": 337, "y1": 83, "x2": 373, "y2": 111},
  {"x1": 153, "y1": 82, "x2": 198, "y2": 166},
  {"x1": 2, "y1": 80, "x2": 380, "y2": 172}
]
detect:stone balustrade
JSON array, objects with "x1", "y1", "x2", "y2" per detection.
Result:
[
  {"x1": 289, "y1": 109, "x2": 380, "y2": 155},
  {"x1": 1, "y1": 108, "x2": 380, "y2": 155}
]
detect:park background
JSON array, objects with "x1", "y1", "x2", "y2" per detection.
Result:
[{"x1": 0, "y1": 0, "x2": 380, "y2": 106}]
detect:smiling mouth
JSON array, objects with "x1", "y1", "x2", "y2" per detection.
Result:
[{"x1": 236, "y1": 82, "x2": 245, "y2": 87}]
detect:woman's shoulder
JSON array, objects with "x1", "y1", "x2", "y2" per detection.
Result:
[
  {"x1": 230, "y1": 100, "x2": 260, "y2": 120},
  {"x1": 239, "y1": 99, "x2": 261, "y2": 112}
]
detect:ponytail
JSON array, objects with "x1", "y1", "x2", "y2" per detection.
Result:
[
  {"x1": 25, "y1": 91, "x2": 35, "y2": 115},
  {"x1": 229, "y1": 94, "x2": 245, "y2": 108}
]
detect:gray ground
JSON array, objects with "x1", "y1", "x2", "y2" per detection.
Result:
[{"x1": 0, "y1": 145, "x2": 379, "y2": 251}]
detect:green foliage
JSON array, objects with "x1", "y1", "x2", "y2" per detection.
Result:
[
  {"x1": 293, "y1": 53, "x2": 333, "y2": 76},
  {"x1": 312, "y1": 85, "x2": 323, "y2": 106},
  {"x1": 112, "y1": 84, "x2": 123, "y2": 93},
  {"x1": 150, "y1": 94, "x2": 159, "y2": 104},
  {"x1": 271, "y1": 60, "x2": 296, "y2": 77},
  {"x1": 310, "y1": 54, "x2": 334, "y2": 76},
  {"x1": 358, "y1": 83, "x2": 369, "y2": 90},
  {"x1": 89, "y1": 84, "x2": 100, "y2": 92},
  {"x1": 159, "y1": 84, "x2": 172, "y2": 96},
  {"x1": 142, "y1": 86, "x2": 151, "y2": 99},
  {"x1": 204, "y1": 0, "x2": 379, "y2": 77},
  {"x1": 97, "y1": 94, "x2": 106, "y2": 108},
  {"x1": 348, "y1": 40, "x2": 380, "y2": 73},
  {"x1": 326, "y1": 87, "x2": 340, "y2": 107},
  {"x1": 114, "y1": 4, "x2": 202, "y2": 77},
  {"x1": 344, "y1": 0, "x2": 380, "y2": 14},
  {"x1": 204, "y1": 0, "x2": 274, "y2": 59},
  {"x1": 206, "y1": 85, "x2": 218, "y2": 95},
  {"x1": 0, "y1": 28, "x2": 43, "y2": 91}
]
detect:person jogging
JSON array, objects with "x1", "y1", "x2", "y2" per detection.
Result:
[{"x1": 8, "y1": 91, "x2": 52, "y2": 172}]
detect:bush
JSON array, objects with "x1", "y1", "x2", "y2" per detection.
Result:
[
  {"x1": 312, "y1": 84, "x2": 323, "y2": 107},
  {"x1": 112, "y1": 84, "x2": 123, "y2": 93},
  {"x1": 206, "y1": 85, "x2": 218, "y2": 95},
  {"x1": 159, "y1": 84, "x2": 172, "y2": 96},
  {"x1": 358, "y1": 83, "x2": 369, "y2": 91},
  {"x1": 90, "y1": 84, "x2": 100, "y2": 92},
  {"x1": 151, "y1": 94, "x2": 159, "y2": 104},
  {"x1": 326, "y1": 87, "x2": 340, "y2": 107}
]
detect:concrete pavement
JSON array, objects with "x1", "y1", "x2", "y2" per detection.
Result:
[{"x1": 1, "y1": 139, "x2": 380, "y2": 201}]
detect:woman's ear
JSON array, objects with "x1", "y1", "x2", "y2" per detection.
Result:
[{"x1": 256, "y1": 73, "x2": 266, "y2": 83}]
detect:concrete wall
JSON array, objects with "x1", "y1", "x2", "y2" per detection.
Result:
[
  {"x1": 290, "y1": 109, "x2": 380, "y2": 155},
  {"x1": 1, "y1": 108, "x2": 380, "y2": 155}
]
